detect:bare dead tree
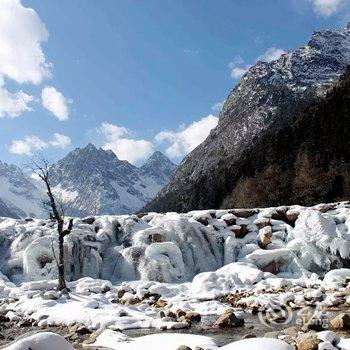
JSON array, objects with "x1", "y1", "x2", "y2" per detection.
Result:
[{"x1": 30, "y1": 158, "x2": 73, "y2": 292}]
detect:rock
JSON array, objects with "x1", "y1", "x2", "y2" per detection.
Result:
[
  {"x1": 270, "y1": 209, "x2": 287, "y2": 221},
  {"x1": 17, "y1": 319, "x2": 32, "y2": 327},
  {"x1": 76, "y1": 325, "x2": 92, "y2": 335},
  {"x1": 156, "y1": 299, "x2": 168, "y2": 308},
  {"x1": 214, "y1": 309, "x2": 244, "y2": 328},
  {"x1": 82, "y1": 216, "x2": 95, "y2": 224},
  {"x1": 166, "y1": 310, "x2": 176, "y2": 318},
  {"x1": 296, "y1": 332, "x2": 320, "y2": 350},
  {"x1": 254, "y1": 217, "x2": 270, "y2": 229},
  {"x1": 41, "y1": 290, "x2": 61, "y2": 300},
  {"x1": 314, "y1": 203, "x2": 335, "y2": 213},
  {"x1": 83, "y1": 327, "x2": 106, "y2": 345},
  {"x1": 242, "y1": 333, "x2": 256, "y2": 339},
  {"x1": 258, "y1": 226, "x2": 272, "y2": 248},
  {"x1": 124, "y1": 296, "x2": 141, "y2": 306},
  {"x1": 231, "y1": 209, "x2": 255, "y2": 218},
  {"x1": 178, "y1": 315, "x2": 189, "y2": 323},
  {"x1": 101, "y1": 284, "x2": 111, "y2": 293},
  {"x1": 195, "y1": 217, "x2": 209, "y2": 226},
  {"x1": 149, "y1": 233, "x2": 163, "y2": 243},
  {"x1": 175, "y1": 309, "x2": 187, "y2": 318},
  {"x1": 117, "y1": 289, "x2": 126, "y2": 298},
  {"x1": 160, "y1": 316, "x2": 177, "y2": 322},
  {"x1": 157, "y1": 310, "x2": 166, "y2": 318},
  {"x1": 185, "y1": 312, "x2": 201, "y2": 322},
  {"x1": 286, "y1": 210, "x2": 299, "y2": 224},
  {"x1": 231, "y1": 225, "x2": 248, "y2": 238},
  {"x1": 0, "y1": 315, "x2": 10, "y2": 323},
  {"x1": 176, "y1": 346, "x2": 191, "y2": 350},
  {"x1": 221, "y1": 213, "x2": 237, "y2": 226},
  {"x1": 282, "y1": 326, "x2": 300, "y2": 337},
  {"x1": 330, "y1": 313, "x2": 350, "y2": 330}
]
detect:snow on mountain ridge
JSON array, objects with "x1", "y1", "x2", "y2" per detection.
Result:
[
  {"x1": 48, "y1": 144, "x2": 176, "y2": 217},
  {"x1": 0, "y1": 146, "x2": 176, "y2": 218},
  {"x1": 0, "y1": 161, "x2": 45, "y2": 218}
]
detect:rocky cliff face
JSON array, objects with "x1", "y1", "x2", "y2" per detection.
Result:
[{"x1": 145, "y1": 23, "x2": 350, "y2": 212}]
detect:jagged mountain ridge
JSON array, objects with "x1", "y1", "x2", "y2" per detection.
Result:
[
  {"x1": 49, "y1": 144, "x2": 177, "y2": 216},
  {"x1": 144, "y1": 23, "x2": 350, "y2": 212},
  {"x1": 0, "y1": 146, "x2": 176, "y2": 218}
]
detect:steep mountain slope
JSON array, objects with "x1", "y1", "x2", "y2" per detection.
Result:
[
  {"x1": 0, "y1": 161, "x2": 44, "y2": 218},
  {"x1": 145, "y1": 23, "x2": 350, "y2": 212},
  {"x1": 222, "y1": 67, "x2": 350, "y2": 208},
  {"x1": 49, "y1": 144, "x2": 176, "y2": 216}
]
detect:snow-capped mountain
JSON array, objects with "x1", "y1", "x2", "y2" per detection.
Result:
[
  {"x1": 145, "y1": 23, "x2": 350, "y2": 212},
  {"x1": 0, "y1": 145, "x2": 176, "y2": 218},
  {"x1": 0, "y1": 161, "x2": 44, "y2": 218},
  {"x1": 48, "y1": 144, "x2": 176, "y2": 217}
]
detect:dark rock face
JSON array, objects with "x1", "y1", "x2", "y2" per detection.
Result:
[
  {"x1": 48, "y1": 144, "x2": 176, "y2": 216},
  {"x1": 145, "y1": 24, "x2": 350, "y2": 212}
]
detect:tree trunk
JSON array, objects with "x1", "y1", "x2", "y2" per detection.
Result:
[{"x1": 57, "y1": 220, "x2": 68, "y2": 291}]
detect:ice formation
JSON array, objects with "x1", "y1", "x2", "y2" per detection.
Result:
[{"x1": 1, "y1": 202, "x2": 350, "y2": 284}]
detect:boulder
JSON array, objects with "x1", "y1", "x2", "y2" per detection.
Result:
[
  {"x1": 231, "y1": 209, "x2": 256, "y2": 218},
  {"x1": 296, "y1": 332, "x2": 320, "y2": 350},
  {"x1": 231, "y1": 225, "x2": 248, "y2": 238},
  {"x1": 148, "y1": 233, "x2": 164, "y2": 243},
  {"x1": 82, "y1": 216, "x2": 95, "y2": 224},
  {"x1": 258, "y1": 226, "x2": 272, "y2": 248},
  {"x1": 330, "y1": 313, "x2": 350, "y2": 330},
  {"x1": 221, "y1": 213, "x2": 237, "y2": 226},
  {"x1": 214, "y1": 309, "x2": 244, "y2": 328},
  {"x1": 185, "y1": 312, "x2": 201, "y2": 322}
]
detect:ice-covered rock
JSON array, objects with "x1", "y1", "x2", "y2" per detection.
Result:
[
  {"x1": 4, "y1": 332, "x2": 74, "y2": 350},
  {"x1": 1, "y1": 202, "x2": 350, "y2": 284}
]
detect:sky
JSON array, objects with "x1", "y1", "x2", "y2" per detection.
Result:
[{"x1": 0, "y1": 0, "x2": 349, "y2": 166}]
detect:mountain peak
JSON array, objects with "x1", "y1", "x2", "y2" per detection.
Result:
[
  {"x1": 140, "y1": 151, "x2": 176, "y2": 185},
  {"x1": 144, "y1": 23, "x2": 350, "y2": 213},
  {"x1": 146, "y1": 151, "x2": 174, "y2": 165}
]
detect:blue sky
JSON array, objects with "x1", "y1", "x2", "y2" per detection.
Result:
[{"x1": 0, "y1": 0, "x2": 349, "y2": 166}]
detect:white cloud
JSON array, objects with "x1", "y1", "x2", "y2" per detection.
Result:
[
  {"x1": 310, "y1": 0, "x2": 345, "y2": 16},
  {"x1": 230, "y1": 66, "x2": 251, "y2": 79},
  {"x1": 0, "y1": 88, "x2": 33, "y2": 118},
  {"x1": 0, "y1": 0, "x2": 51, "y2": 85},
  {"x1": 155, "y1": 115, "x2": 219, "y2": 158},
  {"x1": 211, "y1": 101, "x2": 225, "y2": 113},
  {"x1": 98, "y1": 122, "x2": 154, "y2": 164},
  {"x1": 50, "y1": 133, "x2": 71, "y2": 148},
  {"x1": 0, "y1": 0, "x2": 51, "y2": 118},
  {"x1": 228, "y1": 56, "x2": 251, "y2": 79},
  {"x1": 257, "y1": 47, "x2": 286, "y2": 62},
  {"x1": 9, "y1": 133, "x2": 71, "y2": 155},
  {"x1": 42, "y1": 86, "x2": 69, "y2": 121},
  {"x1": 9, "y1": 135, "x2": 48, "y2": 156},
  {"x1": 228, "y1": 48, "x2": 285, "y2": 80}
]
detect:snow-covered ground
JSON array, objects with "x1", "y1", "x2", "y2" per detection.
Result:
[{"x1": 2, "y1": 202, "x2": 350, "y2": 349}]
